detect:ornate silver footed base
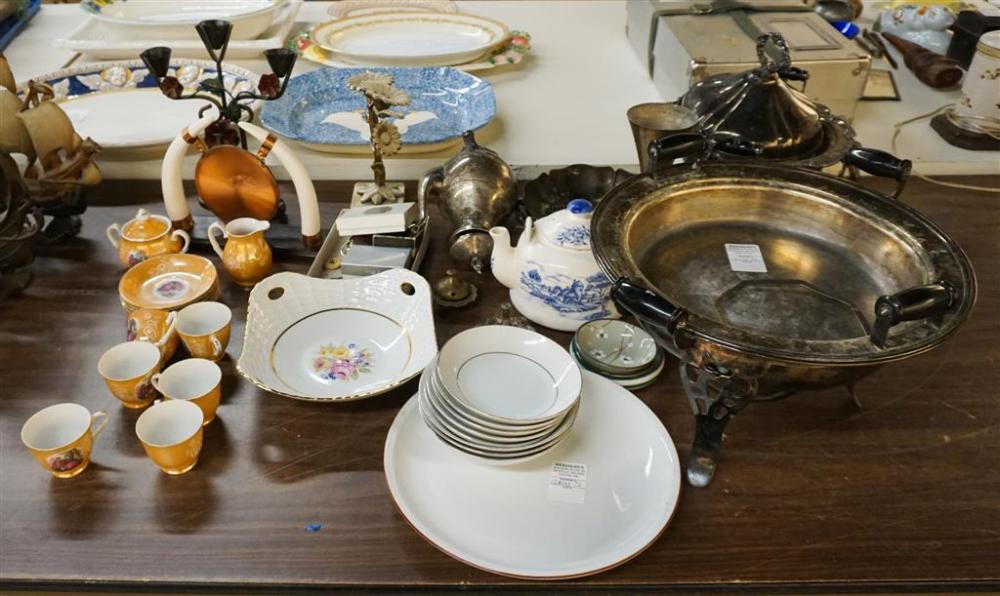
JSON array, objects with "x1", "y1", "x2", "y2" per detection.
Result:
[{"x1": 679, "y1": 364, "x2": 755, "y2": 488}]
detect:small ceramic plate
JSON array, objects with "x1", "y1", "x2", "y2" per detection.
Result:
[
  {"x1": 118, "y1": 254, "x2": 219, "y2": 312},
  {"x1": 260, "y1": 67, "x2": 494, "y2": 154},
  {"x1": 436, "y1": 326, "x2": 581, "y2": 424},
  {"x1": 291, "y1": 29, "x2": 532, "y2": 73},
  {"x1": 573, "y1": 319, "x2": 660, "y2": 376},
  {"x1": 20, "y1": 60, "x2": 260, "y2": 159},
  {"x1": 80, "y1": 0, "x2": 284, "y2": 41},
  {"x1": 420, "y1": 365, "x2": 577, "y2": 450},
  {"x1": 238, "y1": 270, "x2": 437, "y2": 402},
  {"x1": 56, "y1": 1, "x2": 302, "y2": 60},
  {"x1": 309, "y1": 12, "x2": 510, "y2": 67},
  {"x1": 385, "y1": 371, "x2": 681, "y2": 579},
  {"x1": 426, "y1": 363, "x2": 566, "y2": 438}
]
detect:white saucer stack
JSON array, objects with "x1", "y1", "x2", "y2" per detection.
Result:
[{"x1": 418, "y1": 326, "x2": 583, "y2": 463}]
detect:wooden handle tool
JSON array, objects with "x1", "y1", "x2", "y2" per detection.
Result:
[{"x1": 881, "y1": 32, "x2": 964, "y2": 89}]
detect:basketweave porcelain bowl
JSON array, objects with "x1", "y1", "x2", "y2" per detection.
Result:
[
  {"x1": 435, "y1": 325, "x2": 582, "y2": 425},
  {"x1": 118, "y1": 254, "x2": 219, "y2": 313},
  {"x1": 237, "y1": 269, "x2": 437, "y2": 402}
]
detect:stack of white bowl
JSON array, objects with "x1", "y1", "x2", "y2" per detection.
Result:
[{"x1": 418, "y1": 326, "x2": 582, "y2": 463}]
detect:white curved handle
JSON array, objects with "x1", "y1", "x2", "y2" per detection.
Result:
[
  {"x1": 162, "y1": 115, "x2": 215, "y2": 227},
  {"x1": 150, "y1": 372, "x2": 163, "y2": 395},
  {"x1": 158, "y1": 311, "x2": 178, "y2": 348},
  {"x1": 90, "y1": 411, "x2": 109, "y2": 440},
  {"x1": 207, "y1": 221, "x2": 227, "y2": 259},
  {"x1": 238, "y1": 121, "x2": 321, "y2": 245},
  {"x1": 210, "y1": 335, "x2": 224, "y2": 359},
  {"x1": 172, "y1": 229, "x2": 191, "y2": 254},
  {"x1": 106, "y1": 223, "x2": 121, "y2": 249}
]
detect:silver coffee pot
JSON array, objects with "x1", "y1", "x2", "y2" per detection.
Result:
[{"x1": 418, "y1": 131, "x2": 516, "y2": 273}]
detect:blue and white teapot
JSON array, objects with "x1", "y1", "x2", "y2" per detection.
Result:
[{"x1": 489, "y1": 199, "x2": 619, "y2": 331}]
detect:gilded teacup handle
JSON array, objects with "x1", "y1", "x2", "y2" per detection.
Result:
[
  {"x1": 90, "y1": 411, "x2": 109, "y2": 440},
  {"x1": 207, "y1": 221, "x2": 227, "y2": 259},
  {"x1": 106, "y1": 223, "x2": 122, "y2": 248},
  {"x1": 150, "y1": 373, "x2": 164, "y2": 395},
  {"x1": 172, "y1": 229, "x2": 191, "y2": 254},
  {"x1": 158, "y1": 312, "x2": 178, "y2": 349},
  {"x1": 210, "y1": 336, "x2": 224, "y2": 359}
]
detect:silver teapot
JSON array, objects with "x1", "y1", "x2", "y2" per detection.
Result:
[{"x1": 418, "y1": 131, "x2": 516, "y2": 273}]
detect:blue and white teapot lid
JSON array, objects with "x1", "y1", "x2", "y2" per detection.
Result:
[{"x1": 536, "y1": 198, "x2": 593, "y2": 251}]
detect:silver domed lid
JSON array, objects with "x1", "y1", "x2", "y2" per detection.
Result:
[{"x1": 680, "y1": 33, "x2": 830, "y2": 160}]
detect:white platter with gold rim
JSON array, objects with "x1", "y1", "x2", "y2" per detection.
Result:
[
  {"x1": 385, "y1": 371, "x2": 682, "y2": 579},
  {"x1": 310, "y1": 12, "x2": 510, "y2": 67},
  {"x1": 237, "y1": 269, "x2": 437, "y2": 402}
]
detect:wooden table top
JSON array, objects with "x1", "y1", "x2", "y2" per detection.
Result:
[{"x1": 1, "y1": 177, "x2": 998, "y2": 592}]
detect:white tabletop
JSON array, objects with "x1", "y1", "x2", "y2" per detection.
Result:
[{"x1": 6, "y1": 1, "x2": 999, "y2": 181}]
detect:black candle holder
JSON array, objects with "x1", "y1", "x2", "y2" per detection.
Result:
[{"x1": 140, "y1": 19, "x2": 296, "y2": 149}]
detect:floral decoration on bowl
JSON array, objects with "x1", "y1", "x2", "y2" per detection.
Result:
[{"x1": 312, "y1": 343, "x2": 373, "y2": 382}]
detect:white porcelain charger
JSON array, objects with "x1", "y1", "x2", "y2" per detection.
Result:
[{"x1": 386, "y1": 371, "x2": 681, "y2": 579}]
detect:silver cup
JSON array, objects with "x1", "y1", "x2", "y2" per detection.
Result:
[{"x1": 627, "y1": 103, "x2": 700, "y2": 173}]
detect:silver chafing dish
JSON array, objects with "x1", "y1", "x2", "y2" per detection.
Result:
[{"x1": 593, "y1": 52, "x2": 976, "y2": 485}]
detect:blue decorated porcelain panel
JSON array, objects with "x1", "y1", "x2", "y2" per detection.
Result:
[{"x1": 260, "y1": 67, "x2": 495, "y2": 146}]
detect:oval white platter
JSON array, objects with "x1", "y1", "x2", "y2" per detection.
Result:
[
  {"x1": 238, "y1": 269, "x2": 437, "y2": 402},
  {"x1": 19, "y1": 59, "x2": 260, "y2": 160},
  {"x1": 310, "y1": 12, "x2": 510, "y2": 67},
  {"x1": 385, "y1": 371, "x2": 682, "y2": 579},
  {"x1": 80, "y1": 0, "x2": 284, "y2": 41}
]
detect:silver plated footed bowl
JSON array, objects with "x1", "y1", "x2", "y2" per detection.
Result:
[{"x1": 591, "y1": 161, "x2": 976, "y2": 487}]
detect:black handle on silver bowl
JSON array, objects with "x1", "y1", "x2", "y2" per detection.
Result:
[
  {"x1": 611, "y1": 278, "x2": 686, "y2": 336},
  {"x1": 870, "y1": 281, "x2": 955, "y2": 348},
  {"x1": 647, "y1": 133, "x2": 707, "y2": 174},
  {"x1": 845, "y1": 147, "x2": 913, "y2": 199},
  {"x1": 648, "y1": 134, "x2": 760, "y2": 174}
]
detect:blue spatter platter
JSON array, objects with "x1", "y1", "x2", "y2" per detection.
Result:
[{"x1": 261, "y1": 67, "x2": 495, "y2": 152}]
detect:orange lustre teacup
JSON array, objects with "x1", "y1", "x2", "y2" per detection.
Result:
[
  {"x1": 151, "y1": 358, "x2": 222, "y2": 425},
  {"x1": 135, "y1": 400, "x2": 204, "y2": 475},
  {"x1": 97, "y1": 341, "x2": 162, "y2": 408},
  {"x1": 176, "y1": 301, "x2": 232, "y2": 362},
  {"x1": 126, "y1": 308, "x2": 179, "y2": 362},
  {"x1": 21, "y1": 403, "x2": 109, "y2": 478}
]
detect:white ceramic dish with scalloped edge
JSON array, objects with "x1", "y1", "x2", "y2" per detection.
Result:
[{"x1": 237, "y1": 269, "x2": 437, "y2": 402}]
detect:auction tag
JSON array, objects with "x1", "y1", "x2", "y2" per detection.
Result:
[
  {"x1": 725, "y1": 243, "x2": 768, "y2": 273},
  {"x1": 548, "y1": 461, "x2": 588, "y2": 505}
]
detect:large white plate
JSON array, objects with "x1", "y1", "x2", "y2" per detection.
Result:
[
  {"x1": 80, "y1": 0, "x2": 284, "y2": 41},
  {"x1": 20, "y1": 59, "x2": 259, "y2": 160},
  {"x1": 238, "y1": 270, "x2": 437, "y2": 402},
  {"x1": 55, "y1": 1, "x2": 302, "y2": 60},
  {"x1": 310, "y1": 12, "x2": 510, "y2": 67},
  {"x1": 385, "y1": 371, "x2": 681, "y2": 579}
]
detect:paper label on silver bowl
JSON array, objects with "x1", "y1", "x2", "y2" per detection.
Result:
[
  {"x1": 725, "y1": 243, "x2": 768, "y2": 273},
  {"x1": 548, "y1": 461, "x2": 588, "y2": 504}
]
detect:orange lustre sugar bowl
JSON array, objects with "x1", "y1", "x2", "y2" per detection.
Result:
[{"x1": 106, "y1": 208, "x2": 191, "y2": 269}]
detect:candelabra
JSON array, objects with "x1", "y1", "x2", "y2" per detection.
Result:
[{"x1": 140, "y1": 19, "x2": 296, "y2": 149}]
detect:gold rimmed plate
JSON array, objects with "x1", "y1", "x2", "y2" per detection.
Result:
[{"x1": 119, "y1": 254, "x2": 218, "y2": 312}]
